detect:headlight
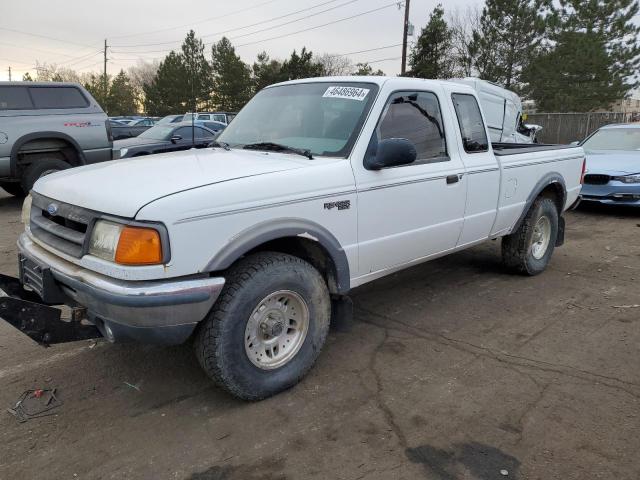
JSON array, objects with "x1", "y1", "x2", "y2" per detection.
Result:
[
  {"x1": 89, "y1": 220, "x2": 163, "y2": 265},
  {"x1": 21, "y1": 194, "x2": 32, "y2": 225},
  {"x1": 119, "y1": 148, "x2": 129, "y2": 158},
  {"x1": 612, "y1": 175, "x2": 640, "y2": 184}
]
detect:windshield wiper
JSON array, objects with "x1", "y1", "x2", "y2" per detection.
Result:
[
  {"x1": 243, "y1": 142, "x2": 313, "y2": 159},
  {"x1": 209, "y1": 140, "x2": 230, "y2": 151}
]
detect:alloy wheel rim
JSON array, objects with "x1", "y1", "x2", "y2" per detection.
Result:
[{"x1": 244, "y1": 290, "x2": 309, "y2": 370}]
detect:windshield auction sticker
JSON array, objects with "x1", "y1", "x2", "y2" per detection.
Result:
[{"x1": 323, "y1": 86, "x2": 370, "y2": 101}]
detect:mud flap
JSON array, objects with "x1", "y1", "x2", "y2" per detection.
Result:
[
  {"x1": 0, "y1": 273, "x2": 102, "y2": 346},
  {"x1": 555, "y1": 216, "x2": 565, "y2": 247}
]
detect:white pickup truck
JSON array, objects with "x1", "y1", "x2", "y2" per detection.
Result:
[{"x1": 4, "y1": 76, "x2": 584, "y2": 400}]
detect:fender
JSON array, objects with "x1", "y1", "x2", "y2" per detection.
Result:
[
  {"x1": 10, "y1": 131, "x2": 86, "y2": 177},
  {"x1": 510, "y1": 171, "x2": 567, "y2": 237},
  {"x1": 204, "y1": 219, "x2": 351, "y2": 294}
]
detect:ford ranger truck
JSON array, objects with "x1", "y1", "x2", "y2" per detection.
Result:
[{"x1": 1, "y1": 77, "x2": 585, "y2": 400}]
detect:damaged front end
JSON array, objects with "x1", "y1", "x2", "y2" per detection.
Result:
[{"x1": 0, "y1": 273, "x2": 102, "y2": 346}]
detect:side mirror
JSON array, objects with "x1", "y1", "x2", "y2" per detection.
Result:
[
  {"x1": 365, "y1": 138, "x2": 417, "y2": 170},
  {"x1": 170, "y1": 135, "x2": 182, "y2": 144}
]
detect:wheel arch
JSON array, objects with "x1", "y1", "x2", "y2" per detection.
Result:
[
  {"x1": 511, "y1": 172, "x2": 567, "y2": 233},
  {"x1": 204, "y1": 219, "x2": 351, "y2": 295},
  {"x1": 11, "y1": 132, "x2": 86, "y2": 177}
]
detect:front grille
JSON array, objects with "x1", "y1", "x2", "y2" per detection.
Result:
[
  {"x1": 584, "y1": 174, "x2": 611, "y2": 185},
  {"x1": 30, "y1": 192, "x2": 97, "y2": 258}
]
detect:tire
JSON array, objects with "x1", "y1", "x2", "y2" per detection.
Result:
[
  {"x1": 502, "y1": 197, "x2": 559, "y2": 275},
  {"x1": 0, "y1": 181, "x2": 25, "y2": 197},
  {"x1": 195, "y1": 252, "x2": 331, "y2": 400},
  {"x1": 21, "y1": 158, "x2": 71, "y2": 193}
]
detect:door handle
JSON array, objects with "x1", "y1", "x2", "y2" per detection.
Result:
[{"x1": 446, "y1": 174, "x2": 460, "y2": 185}]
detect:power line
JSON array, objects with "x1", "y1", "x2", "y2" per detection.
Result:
[
  {"x1": 0, "y1": 40, "x2": 78, "y2": 59},
  {"x1": 112, "y1": 0, "x2": 350, "y2": 48},
  {"x1": 109, "y1": 0, "x2": 284, "y2": 40},
  {"x1": 0, "y1": 27, "x2": 98, "y2": 50},
  {"x1": 235, "y1": 1, "x2": 399, "y2": 48},
  {"x1": 109, "y1": 0, "x2": 361, "y2": 54}
]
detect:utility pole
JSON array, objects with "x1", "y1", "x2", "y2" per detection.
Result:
[
  {"x1": 8, "y1": 66, "x2": 11, "y2": 81},
  {"x1": 401, "y1": 0, "x2": 411, "y2": 75},
  {"x1": 103, "y1": 39, "x2": 108, "y2": 102}
]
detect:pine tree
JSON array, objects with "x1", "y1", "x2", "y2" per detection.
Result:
[
  {"x1": 352, "y1": 63, "x2": 385, "y2": 76},
  {"x1": 526, "y1": 0, "x2": 640, "y2": 111},
  {"x1": 280, "y1": 48, "x2": 324, "y2": 80},
  {"x1": 408, "y1": 4, "x2": 455, "y2": 79},
  {"x1": 83, "y1": 74, "x2": 111, "y2": 110},
  {"x1": 252, "y1": 52, "x2": 286, "y2": 93},
  {"x1": 181, "y1": 30, "x2": 213, "y2": 111},
  {"x1": 211, "y1": 37, "x2": 253, "y2": 111},
  {"x1": 107, "y1": 70, "x2": 138, "y2": 115},
  {"x1": 143, "y1": 51, "x2": 188, "y2": 116},
  {"x1": 470, "y1": 0, "x2": 549, "y2": 91}
]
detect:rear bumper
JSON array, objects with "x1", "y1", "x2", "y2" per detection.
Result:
[{"x1": 16, "y1": 234, "x2": 225, "y2": 344}]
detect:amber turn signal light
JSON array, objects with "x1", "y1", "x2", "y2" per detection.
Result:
[{"x1": 115, "y1": 226, "x2": 163, "y2": 265}]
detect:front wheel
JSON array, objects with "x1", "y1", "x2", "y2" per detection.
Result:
[
  {"x1": 502, "y1": 197, "x2": 559, "y2": 275},
  {"x1": 195, "y1": 252, "x2": 331, "y2": 400}
]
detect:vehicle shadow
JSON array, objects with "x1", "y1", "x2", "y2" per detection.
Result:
[
  {"x1": 0, "y1": 193, "x2": 23, "y2": 211},
  {"x1": 577, "y1": 201, "x2": 640, "y2": 218}
]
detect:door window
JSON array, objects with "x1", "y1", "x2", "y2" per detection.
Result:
[
  {"x1": 452, "y1": 93, "x2": 489, "y2": 153},
  {"x1": 374, "y1": 91, "x2": 447, "y2": 164}
]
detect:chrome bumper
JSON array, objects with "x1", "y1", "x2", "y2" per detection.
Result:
[{"x1": 17, "y1": 234, "x2": 225, "y2": 344}]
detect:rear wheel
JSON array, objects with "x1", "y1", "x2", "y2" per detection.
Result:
[
  {"x1": 0, "y1": 181, "x2": 25, "y2": 197},
  {"x1": 502, "y1": 197, "x2": 559, "y2": 275},
  {"x1": 21, "y1": 158, "x2": 71, "y2": 193},
  {"x1": 195, "y1": 252, "x2": 331, "y2": 400}
]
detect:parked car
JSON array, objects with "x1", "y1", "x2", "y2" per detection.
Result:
[
  {"x1": 0, "y1": 81, "x2": 114, "y2": 196},
  {"x1": 114, "y1": 122, "x2": 217, "y2": 158},
  {"x1": 2, "y1": 76, "x2": 584, "y2": 401},
  {"x1": 157, "y1": 114, "x2": 184, "y2": 125},
  {"x1": 184, "y1": 112, "x2": 236, "y2": 125},
  {"x1": 110, "y1": 117, "x2": 157, "y2": 140},
  {"x1": 579, "y1": 123, "x2": 640, "y2": 206},
  {"x1": 194, "y1": 120, "x2": 227, "y2": 133}
]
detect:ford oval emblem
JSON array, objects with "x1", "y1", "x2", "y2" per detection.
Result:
[{"x1": 47, "y1": 203, "x2": 59, "y2": 216}]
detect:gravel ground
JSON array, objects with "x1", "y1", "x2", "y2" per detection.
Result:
[{"x1": 0, "y1": 189, "x2": 638, "y2": 480}]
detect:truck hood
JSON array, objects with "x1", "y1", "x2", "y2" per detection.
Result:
[
  {"x1": 585, "y1": 150, "x2": 640, "y2": 176},
  {"x1": 33, "y1": 148, "x2": 311, "y2": 217}
]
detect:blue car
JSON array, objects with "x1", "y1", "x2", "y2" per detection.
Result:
[{"x1": 580, "y1": 124, "x2": 640, "y2": 206}]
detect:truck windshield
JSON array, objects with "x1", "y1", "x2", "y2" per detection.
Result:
[
  {"x1": 582, "y1": 128, "x2": 640, "y2": 153},
  {"x1": 217, "y1": 82, "x2": 379, "y2": 157}
]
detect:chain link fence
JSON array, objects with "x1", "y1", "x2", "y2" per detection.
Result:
[{"x1": 526, "y1": 112, "x2": 637, "y2": 144}]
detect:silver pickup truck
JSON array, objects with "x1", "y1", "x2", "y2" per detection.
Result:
[{"x1": 0, "y1": 81, "x2": 113, "y2": 196}]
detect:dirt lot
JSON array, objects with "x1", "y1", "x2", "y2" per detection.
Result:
[{"x1": 0, "y1": 189, "x2": 638, "y2": 480}]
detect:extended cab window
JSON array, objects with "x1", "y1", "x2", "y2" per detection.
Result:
[
  {"x1": 0, "y1": 86, "x2": 34, "y2": 110},
  {"x1": 452, "y1": 93, "x2": 489, "y2": 153},
  {"x1": 29, "y1": 87, "x2": 89, "y2": 109},
  {"x1": 375, "y1": 91, "x2": 447, "y2": 164}
]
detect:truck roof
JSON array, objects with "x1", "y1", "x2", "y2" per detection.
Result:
[
  {"x1": 269, "y1": 76, "x2": 476, "y2": 94},
  {"x1": 0, "y1": 81, "x2": 85, "y2": 88}
]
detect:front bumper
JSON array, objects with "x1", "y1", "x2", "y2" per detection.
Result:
[
  {"x1": 581, "y1": 183, "x2": 640, "y2": 206},
  {"x1": 13, "y1": 234, "x2": 225, "y2": 344}
]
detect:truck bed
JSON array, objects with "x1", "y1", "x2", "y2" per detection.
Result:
[{"x1": 492, "y1": 143, "x2": 576, "y2": 155}]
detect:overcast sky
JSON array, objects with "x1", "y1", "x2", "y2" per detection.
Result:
[{"x1": 0, "y1": 0, "x2": 484, "y2": 81}]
